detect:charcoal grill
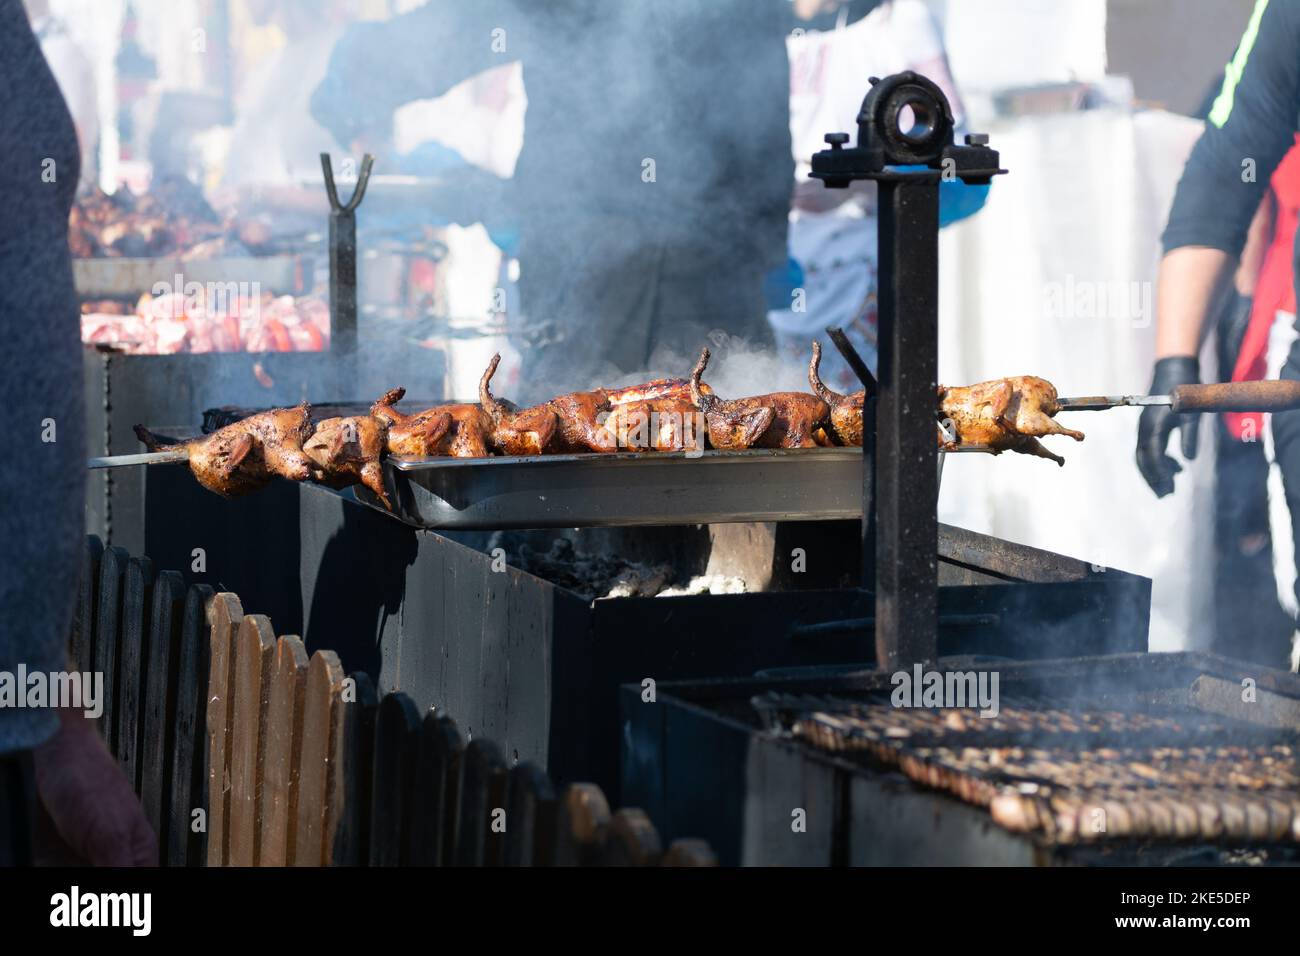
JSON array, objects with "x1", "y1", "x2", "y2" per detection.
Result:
[{"x1": 620, "y1": 653, "x2": 1300, "y2": 865}]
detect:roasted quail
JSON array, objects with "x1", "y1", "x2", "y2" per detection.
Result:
[
  {"x1": 302, "y1": 413, "x2": 391, "y2": 507},
  {"x1": 938, "y1": 376, "x2": 1085, "y2": 465},
  {"x1": 690, "y1": 348, "x2": 828, "y2": 449},
  {"x1": 808, "y1": 341, "x2": 866, "y2": 447},
  {"x1": 134, "y1": 403, "x2": 314, "y2": 496},
  {"x1": 478, "y1": 356, "x2": 712, "y2": 455},
  {"x1": 604, "y1": 399, "x2": 706, "y2": 452},
  {"x1": 371, "y1": 375, "x2": 495, "y2": 459}
]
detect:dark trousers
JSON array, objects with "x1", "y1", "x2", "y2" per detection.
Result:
[
  {"x1": 0, "y1": 751, "x2": 35, "y2": 867},
  {"x1": 1261, "y1": 311, "x2": 1300, "y2": 668}
]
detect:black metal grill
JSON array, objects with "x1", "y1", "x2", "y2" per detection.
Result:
[
  {"x1": 621, "y1": 653, "x2": 1300, "y2": 864},
  {"x1": 757, "y1": 693, "x2": 1300, "y2": 845}
]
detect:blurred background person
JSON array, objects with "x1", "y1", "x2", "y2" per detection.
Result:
[
  {"x1": 767, "y1": 0, "x2": 988, "y2": 390},
  {"x1": 215, "y1": 0, "x2": 356, "y2": 239},
  {"x1": 310, "y1": 0, "x2": 794, "y2": 400},
  {"x1": 1136, "y1": 0, "x2": 1300, "y2": 669}
]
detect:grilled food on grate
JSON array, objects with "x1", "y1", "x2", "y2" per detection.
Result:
[{"x1": 770, "y1": 694, "x2": 1300, "y2": 845}]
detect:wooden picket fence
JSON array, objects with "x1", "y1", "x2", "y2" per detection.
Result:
[
  {"x1": 75, "y1": 536, "x2": 715, "y2": 867},
  {"x1": 72, "y1": 536, "x2": 211, "y2": 865}
]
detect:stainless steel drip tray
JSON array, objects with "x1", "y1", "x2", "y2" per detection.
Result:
[{"x1": 357, "y1": 447, "x2": 866, "y2": 529}]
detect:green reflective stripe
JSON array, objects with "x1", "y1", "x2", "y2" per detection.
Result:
[{"x1": 1209, "y1": 0, "x2": 1271, "y2": 128}]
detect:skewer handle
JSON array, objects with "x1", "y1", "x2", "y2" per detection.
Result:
[{"x1": 1171, "y1": 380, "x2": 1300, "y2": 413}]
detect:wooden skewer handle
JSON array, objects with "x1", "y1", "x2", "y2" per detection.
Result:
[{"x1": 1171, "y1": 380, "x2": 1300, "y2": 413}]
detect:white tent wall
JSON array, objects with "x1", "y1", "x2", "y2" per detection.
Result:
[
  {"x1": 918, "y1": 0, "x2": 1259, "y2": 652},
  {"x1": 935, "y1": 109, "x2": 1211, "y2": 652},
  {"x1": 928, "y1": 0, "x2": 1110, "y2": 96}
]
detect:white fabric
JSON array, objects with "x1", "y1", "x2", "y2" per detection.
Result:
[
  {"x1": 1260, "y1": 308, "x2": 1300, "y2": 671},
  {"x1": 221, "y1": 28, "x2": 343, "y2": 188},
  {"x1": 1262, "y1": 309, "x2": 1299, "y2": 620},
  {"x1": 393, "y1": 62, "x2": 526, "y2": 180},
  {"x1": 775, "y1": 0, "x2": 961, "y2": 392},
  {"x1": 934, "y1": 107, "x2": 1212, "y2": 653}
]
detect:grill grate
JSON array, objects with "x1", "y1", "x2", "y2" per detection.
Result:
[{"x1": 755, "y1": 692, "x2": 1300, "y2": 845}]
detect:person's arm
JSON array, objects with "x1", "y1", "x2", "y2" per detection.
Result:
[
  {"x1": 1153, "y1": 247, "x2": 1237, "y2": 358},
  {"x1": 1235, "y1": 189, "x2": 1275, "y2": 296},
  {"x1": 1137, "y1": 0, "x2": 1300, "y2": 496},
  {"x1": 34, "y1": 703, "x2": 157, "y2": 866},
  {"x1": 310, "y1": 0, "x2": 523, "y2": 150}
]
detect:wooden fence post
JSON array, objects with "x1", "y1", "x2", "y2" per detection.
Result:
[
  {"x1": 597, "y1": 808, "x2": 663, "y2": 866},
  {"x1": 140, "y1": 569, "x2": 185, "y2": 861},
  {"x1": 410, "y1": 713, "x2": 464, "y2": 866},
  {"x1": 72, "y1": 536, "x2": 103, "y2": 676},
  {"x1": 548, "y1": 783, "x2": 611, "y2": 867},
  {"x1": 661, "y1": 839, "x2": 718, "y2": 867},
  {"x1": 117, "y1": 556, "x2": 154, "y2": 781},
  {"x1": 503, "y1": 763, "x2": 554, "y2": 867},
  {"x1": 93, "y1": 546, "x2": 129, "y2": 746},
  {"x1": 169, "y1": 584, "x2": 213, "y2": 866},
  {"x1": 227, "y1": 614, "x2": 275, "y2": 866},
  {"x1": 454, "y1": 737, "x2": 508, "y2": 867},
  {"x1": 260, "y1": 635, "x2": 309, "y2": 866},
  {"x1": 293, "y1": 650, "x2": 346, "y2": 866},
  {"x1": 205, "y1": 593, "x2": 243, "y2": 866}
]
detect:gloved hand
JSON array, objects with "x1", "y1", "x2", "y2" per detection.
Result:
[{"x1": 1135, "y1": 356, "x2": 1200, "y2": 498}]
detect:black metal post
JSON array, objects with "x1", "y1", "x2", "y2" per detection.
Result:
[
  {"x1": 875, "y1": 178, "x2": 939, "y2": 668},
  {"x1": 321, "y1": 153, "x2": 374, "y2": 381},
  {"x1": 809, "y1": 71, "x2": 1004, "y2": 672}
]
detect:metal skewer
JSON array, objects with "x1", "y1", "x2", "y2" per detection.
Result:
[
  {"x1": 1056, "y1": 380, "x2": 1300, "y2": 414},
  {"x1": 88, "y1": 451, "x2": 189, "y2": 469},
  {"x1": 1055, "y1": 394, "x2": 1172, "y2": 411},
  {"x1": 825, "y1": 326, "x2": 878, "y2": 396}
]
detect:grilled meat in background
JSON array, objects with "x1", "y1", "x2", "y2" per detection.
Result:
[{"x1": 69, "y1": 178, "x2": 235, "y2": 260}]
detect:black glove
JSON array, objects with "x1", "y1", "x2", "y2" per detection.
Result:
[{"x1": 1135, "y1": 356, "x2": 1200, "y2": 498}]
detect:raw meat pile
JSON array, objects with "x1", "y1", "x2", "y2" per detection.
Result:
[{"x1": 81, "y1": 292, "x2": 330, "y2": 354}]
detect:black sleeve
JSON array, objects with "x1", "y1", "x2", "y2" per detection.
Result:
[
  {"x1": 1162, "y1": 0, "x2": 1300, "y2": 255},
  {"x1": 310, "y1": 0, "x2": 525, "y2": 149}
]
